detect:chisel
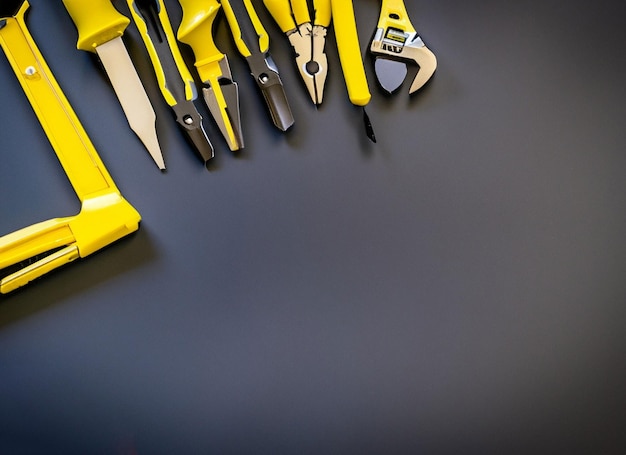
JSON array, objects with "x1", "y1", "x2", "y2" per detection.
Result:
[{"x1": 62, "y1": 0, "x2": 165, "y2": 169}]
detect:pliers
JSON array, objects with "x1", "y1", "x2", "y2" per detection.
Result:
[
  {"x1": 220, "y1": 0, "x2": 294, "y2": 132},
  {"x1": 369, "y1": 0, "x2": 437, "y2": 95},
  {"x1": 177, "y1": 0, "x2": 244, "y2": 151},
  {"x1": 262, "y1": 0, "x2": 331, "y2": 106},
  {"x1": 127, "y1": 0, "x2": 214, "y2": 164}
]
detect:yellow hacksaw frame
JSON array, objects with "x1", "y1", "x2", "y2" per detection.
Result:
[{"x1": 0, "y1": 1, "x2": 141, "y2": 294}]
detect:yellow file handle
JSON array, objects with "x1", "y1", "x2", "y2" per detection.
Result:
[
  {"x1": 177, "y1": 0, "x2": 222, "y2": 82},
  {"x1": 331, "y1": 0, "x2": 371, "y2": 106},
  {"x1": 62, "y1": 0, "x2": 130, "y2": 52}
]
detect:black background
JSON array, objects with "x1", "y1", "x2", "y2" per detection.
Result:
[{"x1": 1, "y1": 0, "x2": 626, "y2": 453}]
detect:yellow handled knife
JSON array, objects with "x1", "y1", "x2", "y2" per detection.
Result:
[{"x1": 62, "y1": 0, "x2": 165, "y2": 170}]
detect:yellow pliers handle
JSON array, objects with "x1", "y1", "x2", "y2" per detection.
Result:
[
  {"x1": 127, "y1": 0, "x2": 195, "y2": 106},
  {"x1": 221, "y1": 0, "x2": 269, "y2": 57}
]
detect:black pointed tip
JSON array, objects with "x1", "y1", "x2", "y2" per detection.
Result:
[{"x1": 363, "y1": 108, "x2": 377, "y2": 143}]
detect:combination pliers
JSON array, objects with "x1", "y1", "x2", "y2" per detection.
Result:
[{"x1": 262, "y1": 0, "x2": 331, "y2": 106}]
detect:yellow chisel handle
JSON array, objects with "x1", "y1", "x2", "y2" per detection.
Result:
[
  {"x1": 313, "y1": 0, "x2": 331, "y2": 27},
  {"x1": 262, "y1": 0, "x2": 296, "y2": 33},
  {"x1": 378, "y1": 0, "x2": 416, "y2": 34},
  {"x1": 331, "y1": 0, "x2": 370, "y2": 106},
  {"x1": 177, "y1": 0, "x2": 222, "y2": 83},
  {"x1": 221, "y1": 0, "x2": 269, "y2": 57},
  {"x1": 62, "y1": 0, "x2": 130, "y2": 53},
  {"x1": 127, "y1": 0, "x2": 195, "y2": 106}
]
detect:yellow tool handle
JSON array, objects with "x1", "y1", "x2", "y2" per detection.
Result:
[
  {"x1": 313, "y1": 0, "x2": 331, "y2": 27},
  {"x1": 290, "y1": 0, "x2": 311, "y2": 26},
  {"x1": 221, "y1": 0, "x2": 269, "y2": 57},
  {"x1": 0, "y1": 1, "x2": 116, "y2": 199},
  {"x1": 127, "y1": 0, "x2": 195, "y2": 105},
  {"x1": 62, "y1": 0, "x2": 130, "y2": 53},
  {"x1": 331, "y1": 0, "x2": 370, "y2": 106},
  {"x1": 378, "y1": 0, "x2": 416, "y2": 33},
  {"x1": 177, "y1": 0, "x2": 222, "y2": 82},
  {"x1": 262, "y1": 0, "x2": 295, "y2": 33}
]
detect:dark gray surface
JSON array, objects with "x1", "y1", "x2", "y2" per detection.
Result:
[{"x1": 1, "y1": 0, "x2": 626, "y2": 453}]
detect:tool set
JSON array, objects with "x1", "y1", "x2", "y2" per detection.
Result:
[{"x1": 0, "y1": 0, "x2": 437, "y2": 294}]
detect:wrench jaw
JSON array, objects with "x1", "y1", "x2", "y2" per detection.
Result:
[{"x1": 370, "y1": 28, "x2": 437, "y2": 95}]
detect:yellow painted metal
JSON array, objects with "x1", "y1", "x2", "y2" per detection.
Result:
[
  {"x1": 0, "y1": 1, "x2": 141, "y2": 294},
  {"x1": 377, "y1": 0, "x2": 416, "y2": 35},
  {"x1": 62, "y1": 0, "x2": 130, "y2": 53}
]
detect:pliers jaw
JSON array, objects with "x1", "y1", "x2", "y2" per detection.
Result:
[
  {"x1": 200, "y1": 56, "x2": 244, "y2": 151},
  {"x1": 288, "y1": 23, "x2": 328, "y2": 106}
]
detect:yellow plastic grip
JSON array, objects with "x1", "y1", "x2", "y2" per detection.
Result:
[
  {"x1": 262, "y1": 0, "x2": 295, "y2": 33},
  {"x1": 331, "y1": 0, "x2": 371, "y2": 106},
  {"x1": 377, "y1": 0, "x2": 416, "y2": 34},
  {"x1": 177, "y1": 0, "x2": 222, "y2": 82},
  {"x1": 290, "y1": 0, "x2": 311, "y2": 26},
  {"x1": 221, "y1": 0, "x2": 269, "y2": 57},
  {"x1": 313, "y1": 0, "x2": 331, "y2": 27},
  {"x1": 62, "y1": 0, "x2": 130, "y2": 53},
  {"x1": 127, "y1": 0, "x2": 195, "y2": 105}
]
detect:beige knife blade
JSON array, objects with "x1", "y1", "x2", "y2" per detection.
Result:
[{"x1": 97, "y1": 37, "x2": 165, "y2": 170}]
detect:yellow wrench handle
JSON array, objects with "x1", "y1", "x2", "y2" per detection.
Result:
[
  {"x1": 62, "y1": 0, "x2": 130, "y2": 53},
  {"x1": 331, "y1": 0, "x2": 370, "y2": 106},
  {"x1": 0, "y1": 1, "x2": 116, "y2": 198},
  {"x1": 313, "y1": 0, "x2": 331, "y2": 27},
  {"x1": 177, "y1": 0, "x2": 222, "y2": 82},
  {"x1": 262, "y1": 0, "x2": 296, "y2": 33},
  {"x1": 378, "y1": 0, "x2": 416, "y2": 34},
  {"x1": 221, "y1": 0, "x2": 269, "y2": 57}
]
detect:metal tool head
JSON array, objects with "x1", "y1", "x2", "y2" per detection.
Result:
[
  {"x1": 172, "y1": 100, "x2": 214, "y2": 163},
  {"x1": 247, "y1": 53, "x2": 294, "y2": 131},
  {"x1": 202, "y1": 56, "x2": 244, "y2": 151},
  {"x1": 202, "y1": 82, "x2": 244, "y2": 152},
  {"x1": 370, "y1": 28, "x2": 437, "y2": 95},
  {"x1": 288, "y1": 23, "x2": 328, "y2": 105}
]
